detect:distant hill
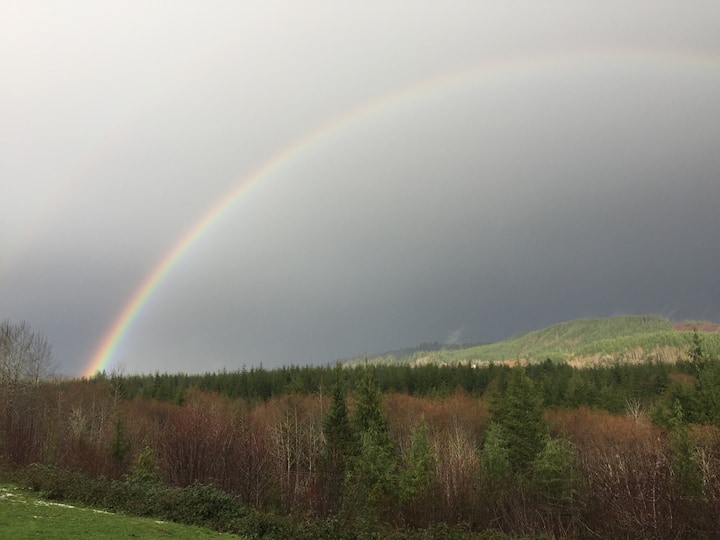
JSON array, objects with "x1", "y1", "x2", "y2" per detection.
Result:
[{"x1": 355, "y1": 315, "x2": 720, "y2": 368}]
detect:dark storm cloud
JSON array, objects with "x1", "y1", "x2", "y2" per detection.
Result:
[{"x1": 2, "y1": 2, "x2": 719, "y2": 375}]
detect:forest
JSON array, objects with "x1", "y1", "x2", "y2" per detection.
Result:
[{"x1": 3, "y1": 319, "x2": 720, "y2": 538}]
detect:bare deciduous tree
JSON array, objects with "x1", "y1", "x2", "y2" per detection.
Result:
[
  {"x1": 0, "y1": 320, "x2": 55, "y2": 466},
  {"x1": 0, "y1": 319, "x2": 54, "y2": 396},
  {"x1": 109, "y1": 361, "x2": 126, "y2": 407},
  {"x1": 624, "y1": 397, "x2": 645, "y2": 424}
]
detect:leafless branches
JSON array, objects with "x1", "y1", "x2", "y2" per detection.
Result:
[{"x1": 0, "y1": 319, "x2": 54, "y2": 392}]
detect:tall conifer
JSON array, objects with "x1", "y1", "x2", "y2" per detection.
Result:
[
  {"x1": 491, "y1": 365, "x2": 547, "y2": 474},
  {"x1": 320, "y1": 364, "x2": 356, "y2": 513}
]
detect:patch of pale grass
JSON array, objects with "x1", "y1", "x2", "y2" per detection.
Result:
[{"x1": 34, "y1": 500, "x2": 77, "y2": 509}]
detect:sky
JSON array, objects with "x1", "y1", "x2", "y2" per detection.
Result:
[{"x1": 2, "y1": 1, "x2": 720, "y2": 377}]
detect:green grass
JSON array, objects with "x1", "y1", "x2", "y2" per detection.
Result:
[{"x1": 0, "y1": 484, "x2": 244, "y2": 539}]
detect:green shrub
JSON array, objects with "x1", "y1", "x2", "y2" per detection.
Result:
[
  {"x1": 22, "y1": 463, "x2": 85, "y2": 500},
  {"x1": 235, "y1": 508, "x2": 298, "y2": 539},
  {"x1": 126, "y1": 445, "x2": 162, "y2": 483},
  {"x1": 175, "y1": 481, "x2": 246, "y2": 531},
  {"x1": 17, "y1": 464, "x2": 246, "y2": 533}
]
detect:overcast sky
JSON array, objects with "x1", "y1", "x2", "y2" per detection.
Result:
[{"x1": 2, "y1": 2, "x2": 720, "y2": 376}]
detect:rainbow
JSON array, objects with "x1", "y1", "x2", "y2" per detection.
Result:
[{"x1": 83, "y1": 48, "x2": 718, "y2": 377}]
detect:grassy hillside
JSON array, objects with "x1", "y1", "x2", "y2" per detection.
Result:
[
  {"x1": 368, "y1": 315, "x2": 720, "y2": 367},
  {"x1": 0, "y1": 485, "x2": 243, "y2": 540}
]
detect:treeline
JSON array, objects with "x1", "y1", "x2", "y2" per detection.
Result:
[
  {"x1": 95, "y1": 356, "x2": 673, "y2": 413},
  {"x1": 3, "y1": 332, "x2": 720, "y2": 537}
]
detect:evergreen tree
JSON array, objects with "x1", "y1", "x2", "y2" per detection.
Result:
[
  {"x1": 353, "y1": 363, "x2": 390, "y2": 438},
  {"x1": 491, "y1": 366, "x2": 547, "y2": 475},
  {"x1": 343, "y1": 363, "x2": 398, "y2": 523},
  {"x1": 320, "y1": 364, "x2": 357, "y2": 512},
  {"x1": 399, "y1": 423, "x2": 435, "y2": 504},
  {"x1": 323, "y1": 365, "x2": 356, "y2": 462},
  {"x1": 691, "y1": 330, "x2": 720, "y2": 423},
  {"x1": 564, "y1": 370, "x2": 594, "y2": 407},
  {"x1": 695, "y1": 363, "x2": 720, "y2": 423},
  {"x1": 347, "y1": 428, "x2": 399, "y2": 522},
  {"x1": 479, "y1": 422, "x2": 513, "y2": 500},
  {"x1": 127, "y1": 445, "x2": 162, "y2": 484},
  {"x1": 111, "y1": 418, "x2": 131, "y2": 468},
  {"x1": 690, "y1": 328, "x2": 707, "y2": 376},
  {"x1": 532, "y1": 437, "x2": 580, "y2": 504},
  {"x1": 669, "y1": 399, "x2": 703, "y2": 498}
]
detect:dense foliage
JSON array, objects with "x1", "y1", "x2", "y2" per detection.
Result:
[
  {"x1": 3, "y1": 328, "x2": 720, "y2": 537},
  {"x1": 90, "y1": 355, "x2": 673, "y2": 413}
]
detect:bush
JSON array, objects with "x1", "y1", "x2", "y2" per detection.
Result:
[
  {"x1": 174, "y1": 481, "x2": 246, "y2": 531},
  {"x1": 21, "y1": 463, "x2": 95, "y2": 501},
  {"x1": 12, "y1": 466, "x2": 499, "y2": 539},
  {"x1": 16, "y1": 464, "x2": 246, "y2": 533}
]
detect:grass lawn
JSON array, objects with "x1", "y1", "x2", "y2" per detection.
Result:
[{"x1": 0, "y1": 485, "x2": 244, "y2": 539}]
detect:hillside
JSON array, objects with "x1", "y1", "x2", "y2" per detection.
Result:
[{"x1": 362, "y1": 315, "x2": 720, "y2": 367}]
